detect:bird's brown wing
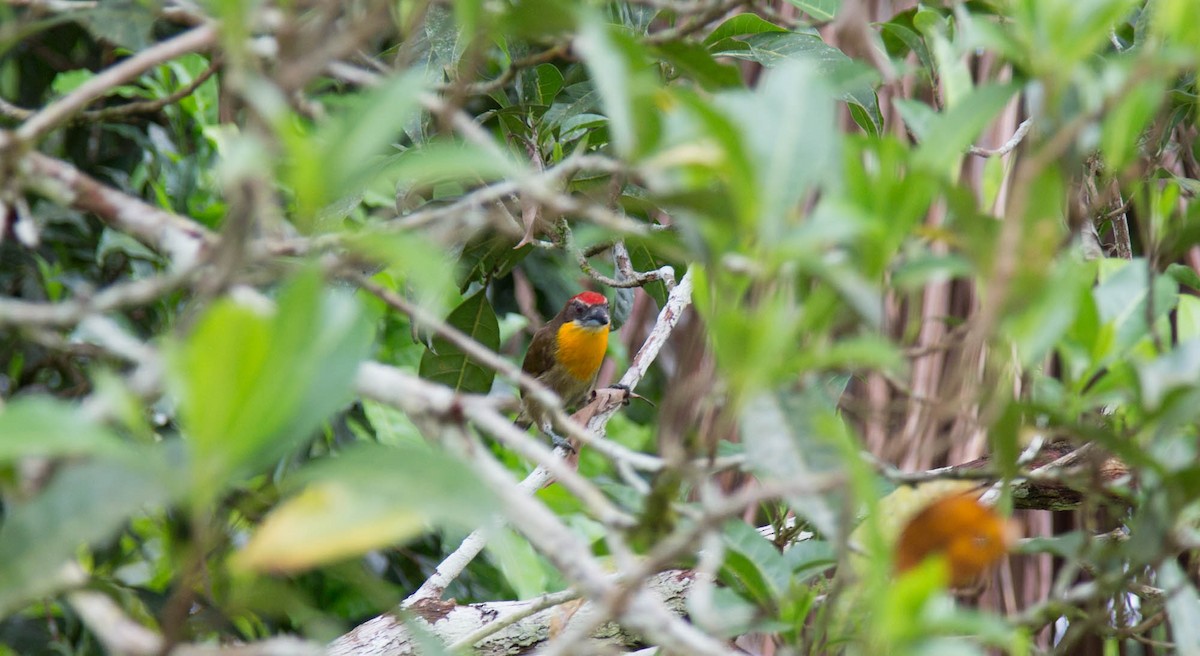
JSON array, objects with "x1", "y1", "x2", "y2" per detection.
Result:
[{"x1": 521, "y1": 320, "x2": 560, "y2": 381}]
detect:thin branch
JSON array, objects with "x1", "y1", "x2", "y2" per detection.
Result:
[
  {"x1": 0, "y1": 266, "x2": 197, "y2": 327},
  {"x1": 576, "y1": 238, "x2": 677, "y2": 289},
  {"x1": 0, "y1": 60, "x2": 219, "y2": 124},
  {"x1": 968, "y1": 117, "x2": 1033, "y2": 158},
  {"x1": 444, "y1": 588, "x2": 580, "y2": 652}
]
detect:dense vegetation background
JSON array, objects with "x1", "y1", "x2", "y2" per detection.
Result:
[{"x1": 1, "y1": 0, "x2": 1199, "y2": 654}]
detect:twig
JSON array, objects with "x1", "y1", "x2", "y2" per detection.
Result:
[
  {"x1": 576, "y1": 238, "x2": 677, "y2": 289},
  {"x1": 968, "y1": 117, "x2": 1033, "y2": 158},
  {"x1": 0, "y1": 266, "x2": 198, "y2": 327},
  {"x1": 0, "y1": 61, "x2": 219, "y2": 123},
  {"x1": 444, "y1": 588, "x2": 580, "y2": 651}
]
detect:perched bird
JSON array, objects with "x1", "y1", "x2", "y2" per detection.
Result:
[{"x1": 518, "y1": 291, "x2": 612, "y2": 448}]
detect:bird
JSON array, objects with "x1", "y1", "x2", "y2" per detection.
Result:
[
  {"x1": 517, "y1": 291, "x2": 612, "y2": 449},
  {"x1": 894, "y1": 492, "x2": 1017, "y2": 587}
]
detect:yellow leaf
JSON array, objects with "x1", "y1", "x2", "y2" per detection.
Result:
[{"x1": 233, "y1": 483, "x2": 426, "y2": 573}]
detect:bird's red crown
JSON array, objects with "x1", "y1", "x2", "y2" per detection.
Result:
[{"x1": 572, "y1": 291, "x2": 607, "y2": 306}]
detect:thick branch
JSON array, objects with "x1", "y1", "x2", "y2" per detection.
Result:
[{"x1": 328, "y1": 571, "x2": 695, "y2": 656}]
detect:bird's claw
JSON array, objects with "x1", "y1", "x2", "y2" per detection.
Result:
[{"x1": 549, "y1": 430, "x2": 576, "y2": 454}]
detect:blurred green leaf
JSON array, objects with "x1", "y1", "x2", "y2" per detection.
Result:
[
  {"x1": 1102, "y1": 77, "x2": 1166, "y2": 171},
  {"x1": 0, "y1": 456, "x2": 173, "y2": 614},
  {"x1": 419, "y1": 290, "x2": 500, "y2": 394},
  {"x1": 385, "y1": 139, "x2": 525, "y2": 192},
  {"x1": 913, "y1": 83, "x2": 1018, "y2": 175},
  {"x1": 290, "y1": 72, "x2": 425, "y2": 224},
  {"x1": 343, "y1": 231, "x2": 458, "y2": 315},
  {"x1": 0, "y1": 397, "x2": 132, "y2": 462},
  {"x1": 654, "y1": 40, "x2": 742, "y2": 90},
  {"x1": 487, "y1": 526, "x2": 549, "y2": 599},
  {"x1": 739, "y1": 382, "x2": 848, "y2": 537},
  {"x1": 575, "y1": 14, "x2": 660, "y2": 158},
  {"x1": 1178, "y1": 295, "x2": 1200, "y2": 342},
  {"x1": 703, "y1": 14, "x2": 788, "y2": 46},
  {"x1": 720, "y1": 520, "x2": 791, "y2": 603},
  {"x1": 1004, "y1": 259, "x2": 1091, "y2": 367},
  {"x1": 74, "y1": 0, "x2": 156, "y2": 50},
  {"x1": 1167, "y1": 263, "x2": 1200, "y2": 291},
  {"x1": 1162, "y1": 561, "x2": 1200, "y2": 652},
  {"x1": 713, "y1": 60, "x2": 840, "y2": 239},
  {"x1": 1093, "y1": 258, "x2": 1177, "y2": 360},
  {"x1": 713, "y1": 32, "x2": 881, "y2": 133},
  {"x1": 786, "y1": 0, "x2": 842, "y2": 22},
  {"x1": 1137, "y1": 340, "x2": 1200, "y2": 410},
  {"x1": 170, "y1": 269, "x2": 374, "y2": 490}
]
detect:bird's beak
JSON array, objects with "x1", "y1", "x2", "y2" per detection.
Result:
[{"x1": 579, "y1": 304, "x2": 610, "y2": 328}]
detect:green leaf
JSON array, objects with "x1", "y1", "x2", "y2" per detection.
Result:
[
  {"x1": 713, "y1": 32, "x2": 881, "y2": 133},
  {"x1": 1167, "y1": 262, "x2": 1200, "y2": 292},
  {"x1": 74, "y1": 0, "x2": 156, "y2": 50},
  {"x1": 487, "y1": 527, "x2": 549, "y2": 599},
  {"x1": 714, "y1": 60, "x2": 840, "y2": 241},
  {"x1": 0, "y1": 457, "x2": 173, "y2": 614},
  {"x1": 575, "y1": 15, "x2": 660, "y2": 158},
  {"x1": 880, "y1": 15, "x2": 932, "y2": 74},
  {"x1": 343, "y1": 231, "x2": 458, "y2": 315},
  {"x1": 654, "y1": 40, "x2": 742, "y2": 90},
  {"x1": 419, "y1": 290, "x2": 500, "y2": 394},
  {"x1": 1102, "y1": 77, "x2": 1167, "y2": 171},
  {"x1": 0, "y1": 397, "x2": 132, "y2": 462},
  {"x1": 1093, "y1": 258, "x2": 1177, "y2": 359},
  {"x1": 290, "y1": 72, "x2": 425, "y2": 224},
  {"x1": 51, "y1": 69, "x2": 94, "y2": 96},
  {"x1": 534, "y1": 63, "x2": 564, "y2": 105},
  {"x1": 703, "y1": 14, "x2": 788, "y2": 46},
  {"x1": 1162, "y1": 561, "x2": 1200, "y2": 652},
  {"x1": 627, "y1": 242, "x2": 669, "y2": 307},
  {"x1": 1004, "y1": 259, "x2": 1091, "y2": 367},
  {"x1": 783, "y1": 539, "x2": 836, "y2": 583},
  {"x1": 721, "y1": 520, "x2": 791, "y2": 602},
  {"x1": 235, "y1": 443, "x2": 495, "y2": 573},
  {"x1": 786, "y1": 0, "x2": 842, "y2": 22},
  {"x1": 1178, "y1": 295, "x2": 1200, "y2": 342},
  {"x1": 96, "y1": 228, "x2": 161, "y2": 264},
  {"x1": 456, "y1": 234, "x2": 533, "y2": 289},
  {"x1": 913, "y1": 83, "x2": 1018, "y2": 175},
  {"x1": 1136, "y1": 340, "x2": 1200, "y2": 410},
  {"x1": 170, "y1": 269, "x2": 374, "y2": 490},
  {"x1": 739, "y1": 381, "x2": 848, "y2": 537}
]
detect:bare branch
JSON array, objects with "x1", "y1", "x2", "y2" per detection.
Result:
[
  {"x1": 968, "y1": 117, "x2": 1033, "y2": 158},
  {"x1": 0, "y1": 266, "x2": 198, "y2": 327}
]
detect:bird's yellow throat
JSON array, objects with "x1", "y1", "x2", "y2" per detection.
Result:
[{"x1": 555, "y1": 321, "x2": 609, "y2": 381}]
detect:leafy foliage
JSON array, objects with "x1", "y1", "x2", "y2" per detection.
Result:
[{"x1": 1, "y1": 0, "x2": 1199, "y2": 653}]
